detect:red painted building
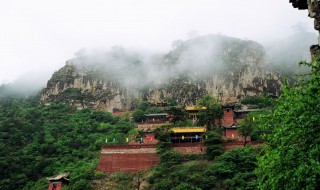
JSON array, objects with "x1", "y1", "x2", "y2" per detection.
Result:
[
  {"x1": 221, "y1": 105, "x2": 243, "y2": 140},
  {"x1": 224, "y1": 123, "x2": 240, "y2": 140},
  {"x1": 144, "y1": 128, "x2": 158, "y2": 144},
  {"x1": 47, "y1": 173, "x2": 69, "y2": 190},
  {"x1": 221, "y1": 105, "x2": 235, "y2": 126},
  {"x1": 221, "y1": 105, "x2": 259, "y2": 141}
]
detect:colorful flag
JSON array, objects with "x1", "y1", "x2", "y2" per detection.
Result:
[
  {"x1": 232, "y1": 133, "x2": 235, "y2": 139},
  {"x1": 253, "y1": 117, "x2": 255, "y2": 122},
  {"x1": 182, "y1": 135, "x2": 184, "y2": 140},
  {"x1": 126, "y1": 138, "x2": 129, "y2": 142},
  {"x1": 105, "y1": 138, "x2": 108, "y2": 143},
  {"x1": 196, "y1": 135, "x2": 198, "y2": 140},
  {"x1": 140, "y1": 137, "x2": 143, "y2": 142},
  {"x1": 113, "y1": 138, "x2": 116, "y2": 143}
]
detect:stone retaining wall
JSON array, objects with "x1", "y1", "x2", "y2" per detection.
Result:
[{"x1": 97, "y1": 141, "x2": 263, "y2": 173}]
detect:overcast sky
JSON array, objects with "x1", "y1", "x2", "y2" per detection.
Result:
[{"x1": 0, "y1": 0, "x2": 315, "y2": 85}]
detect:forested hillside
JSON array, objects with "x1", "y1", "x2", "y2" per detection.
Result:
[
  {"x1": 1, "y1": 57, "x2": 320, "y2": 190},
  {"x1": 0, "y1": 99, "x2": 134, "y2": 190}
]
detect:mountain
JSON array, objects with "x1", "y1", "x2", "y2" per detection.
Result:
[{"x1": 40, "y1": 34, "x2": 282, "y2": 111}]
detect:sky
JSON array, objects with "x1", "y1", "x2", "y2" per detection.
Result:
[{"x1": 0, "y1": 0, "x2": 315, "y2": 85}]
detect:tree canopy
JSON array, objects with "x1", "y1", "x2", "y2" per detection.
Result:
[
  {"x1": 196, "y1": 95, "x2": 223, "y2": 130},
  {"x1": 166, "y1": 107, "x2": 188, "y2": 126},
  {"x1": 0, "y1": 99, "x2": 134, "y2": 190},
  {"x1": 256, "y1": 59, "x2": 320, "y2": 189}
]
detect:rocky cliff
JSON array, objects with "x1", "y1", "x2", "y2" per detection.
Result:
[
  {"x1": 290, "y1": 0, "x2": 320, "y2": 57},
  {"x1": 41, "y1": 35, "x2": 282, "y2": 111}
]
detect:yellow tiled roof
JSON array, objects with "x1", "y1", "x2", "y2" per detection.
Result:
[
  {"x1": 185, "y1": 106, "x2": 207, "y2": 111},
  {"x1": 171, "y1": 127, "x2": 206, "y2": 133}
]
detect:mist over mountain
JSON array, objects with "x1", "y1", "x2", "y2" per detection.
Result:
[
  {"x1": 0, "y1": 71, "x2": 51, "y2": 99},
  {"x1": 1, "y1": 31, "x2": 316, "y2": 104},
  {"x1": 263, "y1": 23, "x2": 317, "y2": 76},
  {"x1": 39, "y1": 34, "x2": 276, "y2": 111}
]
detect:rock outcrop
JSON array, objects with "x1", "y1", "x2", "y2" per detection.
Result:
[
  {"x1": 41, "y1": 35, "x2": 282, "y2": 111},
  {"x1": 290, "y1": 0, "x2": 320, "y2": 57}
]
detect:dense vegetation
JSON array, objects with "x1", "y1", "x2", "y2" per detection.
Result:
[
  {"x1": 240, "y1": 96, "x2": 274, "y2": 109},
  {"x1": 257, "y1": 59, "x2": 320, "y2": 189},
  {"x1": 0, "y1": 99, "x2": 134, "y2": 190},
  {"x1": 147, "y1": 142, "x2": 260, "y2": 190}
]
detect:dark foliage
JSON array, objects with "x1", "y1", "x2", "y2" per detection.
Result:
[
  {"x1": 240, "y1": 96, "x2": 274, "y2": 109},
  {"x1": 0, "y1": 99, "x2": 134, "y2": 190},
  {"x1": 147, "y1": 144, "x2": 260, "y2": 190}
]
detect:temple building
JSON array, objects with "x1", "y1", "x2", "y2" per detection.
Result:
[
  {"x1": 170, "y1": 127, "x2": 206, "y2": 143},
  {"x1": 46, "y1": 173, "x2": 69, "y2": 190},
  {"x1": 144, "y1": 113, "x2": 168, "y2": 123},
  {"x1": 137, "y1": 113, "x2": 169, "y2": 144},
  {"x1": 221, "y1": 104, "x2": 259, "y2": 140},
  {"x1": 185, "y1": 106, "x2": 206, "y2": 118}
]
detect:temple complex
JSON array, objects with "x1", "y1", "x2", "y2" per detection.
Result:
[{"x1": 97, "y1": 104, "x2": 262, "y2": 173}]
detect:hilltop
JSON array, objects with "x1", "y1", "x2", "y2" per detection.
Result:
[{"x1": 40, "y1": 34, "x2": 282, "y2": 110}]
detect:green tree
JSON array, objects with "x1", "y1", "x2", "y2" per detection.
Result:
[
  {"x1": 204, "y1": 131, "x2": 224, "y2": 160},
  {"x1": 163, "y1": 98, "x2": 177, "y2": 106},
  {"x1": 196, "y1": 95, "x2": 223, "y2": 130},
  {"x1": 238, "y1": 113, "x2": 257, "y2": 146},
  {"x1": 145, "y1": 107, "x2": 164, "y2": 114},
  {"x1": 257, "y1": 59, "x2": 320, "y2": 189},
  {"x1": 120, "y1": 110, "x2": 131, "y2": 122},
  {"x1": 137, "y1": 101, "x2": 149, "y2": 111},
  {"x1": 132, "y1": 109, "x2": 145, "y2": 123},
  {"x1": 209, "y1": 146, "x2": 259, "y2": 190},
  {"x1": 240, "y1": 96, "x2": 274, "y2": 109},
  {"x1": 166, "y1": 107, "x2": 187, "y2": 126},
  {"x1": 153, "y1": 124, "x2": 173, "y2": 142},
  {"x1": 238, "y1": 111, "x2": 270, "y2": 142}
]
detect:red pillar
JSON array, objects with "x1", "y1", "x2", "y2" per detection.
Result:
[
  {"x1": 47, "y1": 182, "x2": 62, "y2": 190},
  {"x1": 47, "y1": 183, "x2": 53, "y2": 190}
]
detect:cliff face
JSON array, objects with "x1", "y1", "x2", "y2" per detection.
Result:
[
  {"x1": 290, "y1": 0, "x2": 320, "y2": 57},
  {"x1": 41, "y1": 64, "x2": 126, "y2": 111},
  {"x1": 41, "y1": 35, "x2": 282, "y2": 111}
]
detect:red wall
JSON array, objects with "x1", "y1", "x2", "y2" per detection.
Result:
[
  {"x1": 225, "y1": 128, "x2": 239, "y2": 139},
  {"x1": 221, "y1": 108, "x2": 234, "y2": 126},
  {"x1": 47, "y1": 183, "x2": 62, "y2": 190},
  {"x1": 144, "y1": 133, "x2": 158, "y2": 144},
  {"x1": 96, "y1": 140, "x2": 262, "y2": 173},
  {"x1": 97, "y1": 153, "x2": 159, "y2": 173}
]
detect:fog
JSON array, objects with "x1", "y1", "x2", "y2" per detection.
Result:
[
  {"x1": 67, "y1": 31, "x2": 314, "y2": 90},
  {"x1": 0, "y1": 0, "x2": 317, "y2": 97},
  {"x1": 263, "y1": 22, "x2": 317, "y2": 76}
]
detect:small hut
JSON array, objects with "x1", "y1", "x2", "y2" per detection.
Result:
[{"x1": 46, "y1": 173, "x2": 70, "y2": 190}]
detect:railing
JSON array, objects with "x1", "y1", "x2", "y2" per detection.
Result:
[
  {"x1": 139, "y1": 121, "x2": 169, "y2": 124},
  {"x1": 171, "y1": 143, "x2": 205, "y2": 147},
  {"x1": 102, "y1": 144, "x2": 157, "y2": 150}
]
